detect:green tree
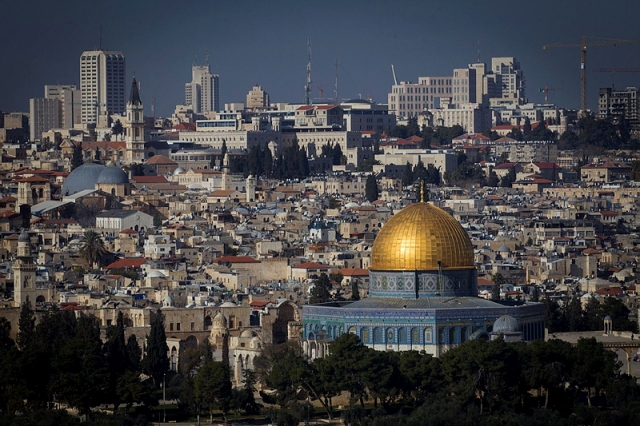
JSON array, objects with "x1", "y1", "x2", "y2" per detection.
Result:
[
  {"x1": 104, "y1": 311, "x2": 127, "y2": 409},
  {"x1": 17, "y1": 297, "x2": 36, "y2": 351},
  {"x1": 500, "y1": 166, "x2": 516, "y2": 187},
  {"x1": 71, "y1": 142, "x2": 84, "y2": 171},
  {"x1": 79, "y1": 230, "x2": 106, "y2": 271},
  {"x1": 196, "y1": 361, "x2": 232, "y2": 422},
  {"x1": 523, "y1": 117, "x2": 532, "y2": 138},
  {"x1": 365, "y1": 174, "x2": 379, "y2": 202},
  {"x1": 142, "y1": 309, "x2": 169, "y2": 387},
  {"x1": 491, "y1": 273, "x2": 505, "y2": 301},
  {"x1": 125, "y1": 334, "x2": 142, "y2": 372},
  {"x1": 600, "y1": 297, "x2": 636, "y2": 332},
  {"x1": 507, "y1": 127, "x2": 524, "y2": 141},
  {"x1": 111, "y1": 119, "x2": 124, "y2": 140},
  {"x1": 402, "y1": 162, "x2": 414, "y2": 187},
  {"x1": 236, "y1": 369, "x2": 261, "y2": 415},
  {"x1": 350, "y1": 280, "x2": 360, "y2": 301},
  {"x1": 406, "y1": 117, "x2": 420, "y2": 137},
  {"x1": 51, "y1": 316, "x2": 109, "y2": 419},
  {"x1": 487, "y1": 169, "x2": 499, "y2": 187},
  {"x1": 310, "y1": 273, "x2": 332, "y2": 304},
  {"x1": 571, "y1": 337, "x2": 620, "y2": 407}
]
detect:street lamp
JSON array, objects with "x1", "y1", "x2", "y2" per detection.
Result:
[{"x1": 163, "y1": 373, "x2": 166, "y2": 423}]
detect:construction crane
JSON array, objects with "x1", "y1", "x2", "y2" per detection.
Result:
[
  {"x1": 542, "y1": 36, "x2": 640, "y2": 113},
  {"x1": 592, "y1": 68, "x2": 640, "y2": 89},
  {"x1": 391, "y1": 64, "x2": 398, "y2": 85},
  {"x1": 539, "y1": 85, "x2": 566, "y2": 103}
]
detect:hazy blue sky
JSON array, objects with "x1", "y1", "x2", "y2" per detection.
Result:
[{"x1": 2, "y1": 0, "x2": 640, "y2": 117}]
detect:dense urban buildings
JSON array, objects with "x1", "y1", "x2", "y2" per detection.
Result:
[{"x1": 3, "y1": 38, "x2": 640, "y2": 425}]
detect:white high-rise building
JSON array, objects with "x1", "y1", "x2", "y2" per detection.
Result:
[
  {"x1": 185, "y1": 62, "x2": 219, "y2": 113},
  {"x1": 80, "y1": 50, "x2": 126, "y2": 124}
]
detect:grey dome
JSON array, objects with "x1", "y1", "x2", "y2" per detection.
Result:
[
  {"x1": 62, "y1": 164, "x2": 106, "y2": 195},
  {"x1": 173, "y1": 167, "x2": 186, "y2": 175},
  {"x1": 493, "y1": 315, "x2": 520, "y2": 334},
  {"x1": 497, "y1": 245, "x2": 512, "y2": 253},
  {"x1": 18, "y1": 231, "x2": 30, "y2": 242},
  {"x1": 97, "y1": 164, "x2": 128, "y2": 185}
]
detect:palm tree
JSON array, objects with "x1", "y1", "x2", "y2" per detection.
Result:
[{"x1": 79, "y1": 230, "x2": 106, "y2": 271}]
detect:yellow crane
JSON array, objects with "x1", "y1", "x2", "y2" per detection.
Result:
[{"x1": 542, "y1": 36, "x2": 640, "y2": 113}]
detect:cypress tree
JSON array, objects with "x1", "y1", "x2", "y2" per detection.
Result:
[{"x1": 142, "y1": 309, "x2": 169, "y2": 386}]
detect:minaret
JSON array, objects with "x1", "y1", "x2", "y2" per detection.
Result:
[
  {"x1": 222, "y1": 152, "x2": 231, "y2": 190},
  {"x1": 13, "y1": 232, "x2": 38, "y2": 309},
  {"x1": 125, "y1": 77, "x2": 145, "y2": 163},
  {"x1": 246, "y1": 175, "x2": 256, "y2": 202}
]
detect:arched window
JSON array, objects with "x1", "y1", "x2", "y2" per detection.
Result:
[
  {"x1": 348, "y1": 326, "x2": 356, "y2": 334},
  {"x1": 360, "y1": 327, "x2": 369, "y2": 343},
  {"x1": 411, "y1": 328, "x2": 419, "y2": 344},
  {"x1": 449, "y1": 328, "x2": 457, "y2": 345},
  {"x1": 461, "y1": 327, "x2": 469, "y2": 343},
  {"x1": 438, "y1": 328, "x2": 445, "y2": 344},
  {"x1": 386, "y1": 328, "x2": 394, "y2": 344},
  {"x1": 398, "y1": 327, "x2": 407, "y2": 344},
  {"x1": 373, "y1": 327, "x2": 382, "y2": 344}
]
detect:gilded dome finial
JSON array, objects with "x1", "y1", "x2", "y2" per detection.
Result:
[{"x1": 420, "y1": 179, "x2": 425, "y2": 202}]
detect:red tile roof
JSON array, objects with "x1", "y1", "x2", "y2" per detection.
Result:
[
  {"x1": 146, "y1": 155, "x2": 177, "y2": 165},
  {"x1": 338, "y1": 268, "x2": 369, "y2": 277},
  {"x1": 105, "y1": 257, "x2": 148, "y2": 269},
  {"x1": 209, "y1": 189, "x2": 238, "y2": 197},
  {"x1": 16, "y1": 176, "x2": 50, "y2": 183},
  {"x1": 292, "y1": 262, "x2": 330, "y2": 270},
  {"x1": 119, "y1": 228, "x2": 139, "y2": 234}
]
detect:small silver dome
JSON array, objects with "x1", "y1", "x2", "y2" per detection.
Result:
[
  {"x1": 97, "y1": 164, "x2": 129, "y2": 185},
  {"x1": 493, "y1": 315, "x2": 520, "y2": 334},
  {"x1": 173, "y1": 167, "x2": 186, "y2": 175},
  {"x1": 18, "y1": 231, "x2": 30, "y2": 242}
]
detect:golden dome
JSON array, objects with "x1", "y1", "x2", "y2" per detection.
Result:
[{"x1": 371, "y1": 202, "x2": 474, "y2": 271}]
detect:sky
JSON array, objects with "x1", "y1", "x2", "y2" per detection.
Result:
[{"x1": 2, "y1": 0, "x2": 640, "y2": 117}]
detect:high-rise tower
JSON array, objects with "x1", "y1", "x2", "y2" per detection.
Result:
[
  {"x1": 185, "y1": 61, "x2": 219, "y2": 113},
  {"x1": 80, "y1": 50, "x2": 126, "y2": 125},
  {"x1": 125, "y1": 77, "x2": 145, "y2": 163}
]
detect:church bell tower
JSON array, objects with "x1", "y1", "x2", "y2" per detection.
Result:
[
  {"x1": 125, "y1": 77, "x2": 145, "y2": 163},
  {"x1": 13, "y1": 232, "x2": 38, "y2": 309}
]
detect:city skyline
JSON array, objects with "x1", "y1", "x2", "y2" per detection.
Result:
[{"x1": 3, "y1": 0, "x2": 640, "y2": 117}]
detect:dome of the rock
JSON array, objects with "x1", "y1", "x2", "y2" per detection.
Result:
[{"x1": 371, "y1": 202, "x2": 474, "y2": 271}]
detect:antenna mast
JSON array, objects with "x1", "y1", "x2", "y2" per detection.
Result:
[
  {"x1": 305, "y1": 38, "x2": 312, "y2": 105},
  {"x1": 335, "y1": 58, "x2": 339, "y2": 104},
  {"x1": 99, "y1": 10, "x2": 103, "y2": 50}
]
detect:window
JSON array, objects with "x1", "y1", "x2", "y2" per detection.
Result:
[
  {"x1": 176, "y1": 323, "x2": 181, "y2": 331},
  {"x1": 191, "y1": 322, "x2": 195, "y2": 331},
  {"x1": 169, "y1": 323, "x2": 174, "y2": 331},
  {"x1": 360, "y1": 327, "x2": 369, "y2": 343}
]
